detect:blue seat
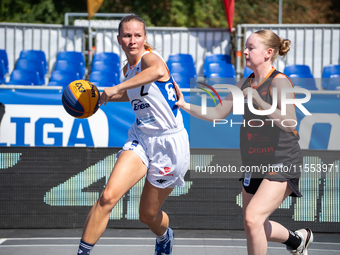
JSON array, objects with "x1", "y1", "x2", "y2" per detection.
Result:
[
  {"x1": 89, "y1": 71, "x2": 119, "y2": 87},
  {"x1": 57, "y1": 51, "x2": 85, "y2": 78},
  {"x1": 0, "y1": 49, "x2": 9, "y2": 74},
  {"x1": 206, "y1": 63, "x2": 236, "y2": 77},
  {"x1": 203, "y1": 54, "x2": 231, "y2": 77},
  {"x1": 326, "y1": 74, "x2": 340, "y2": 90},
  {"x1": 91, "y1": 61, "x2": 120, "y2": 79},
  {"x1": 289, "y1": 74, "x2": 318, "y2": 90},
  {"x1": 205, "y1": 63, "x2": 236, "y2": 85},
  {"x1": 243, "y1": 66, "x2": 253, "y2": 78},
  {"x1": 54, "y1": 60, "x2": 83, "y2": 79},
  {"x1": 206, "y1": 76, "x2": 237, "y2": 86},
  {"x1": 322, "y1": 65, "x2": 340, "y2": 90},
  {"x1": 172, "y1": 72, "x2": 196, "y2": 88},
  {"x1": 93, "y1": 52, "x2": 120, "y2": 66},
  {"x1": 167, "y1": 55, "x2": 197, "y2": 86},
  {"x1": 167, "y1": 54, "x2": 195, "y2": 66},
  {"x1": 19, "y1": 50, "x2": 47, "y2": 74},
  {"x1": 0, "y1": 60, "x2": 5, "y2": 84},
  {"x1": 6, "y1": 69, "x2": 40, "y2": 85},
  {"x1": 284, "y1": 64, "x2": 313, "y2": 76},
  {"x1": 168, "y1": 62, "x2": 197, "y2": 77},
  {"x1": 47, "y1": 70, "x2": 80, "y2": 88},
  {"x1": 284, "y1": 64, "x2": 317, "y2": 90},
  {"x1": 15, "y1": 59, "x2": 45, "y2": 85}
]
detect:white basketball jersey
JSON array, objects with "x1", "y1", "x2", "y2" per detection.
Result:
[{"x1": 124, "y1": 50, "x2": 184, "y2": 131}]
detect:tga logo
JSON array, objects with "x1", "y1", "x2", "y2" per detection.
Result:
[
  {"x1": 199, "y1": 83, "x2": 312, "y2": 128},
  {"x1": 131, "y1": 99, "x2": 150, "y2": 111}
]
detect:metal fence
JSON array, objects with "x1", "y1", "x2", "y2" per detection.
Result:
[
  {"x1": 236, "y1": 24, "x2": 340, "y2": 84},
  {"x1": 0, "y1": 23, "x2": 87, "y2": 75},
  {"x1": 0, "y1": 21, "x2": 231, "y2": 80},
  {"x1": 95, "y1": 26, "x2": 231, "y2": 76},
  {"x1": 2, "y1": 22, "x2": 340, "y2": 87}
]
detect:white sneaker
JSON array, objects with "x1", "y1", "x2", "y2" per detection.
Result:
[{"x1": 287, "y1": 228, "x2": 314, "y2": 255}]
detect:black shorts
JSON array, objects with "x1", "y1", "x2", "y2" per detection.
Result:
[{"x1": 240, "y1": 174, "x2": 302, "y2": 197}]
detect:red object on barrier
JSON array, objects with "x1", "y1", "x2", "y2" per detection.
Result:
[{"x1": 223, "y1": 0, "x2": 235, "y2": 33}]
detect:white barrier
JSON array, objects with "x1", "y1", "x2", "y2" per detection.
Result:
[
  {"x1": 236, "y1": 24, "x2": 340, "y2": 83},
  {"x1": 0, "y1": 23, "x2": 86, "y2": 75}
]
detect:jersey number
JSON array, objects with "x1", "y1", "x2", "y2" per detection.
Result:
[{"x1": 140, "y1": 86, "x2": 149, "y2": 96}]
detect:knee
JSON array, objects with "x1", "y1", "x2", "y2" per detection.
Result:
[
  {"x1": 139, "y1": 209, "x2": 158, "y2": 225},
  {"x1": 98, "y1": 189, "x2": 121, "y2": 208},
  {"x1": 244, "y1": 213, "x2": 262, "y2": 233}
]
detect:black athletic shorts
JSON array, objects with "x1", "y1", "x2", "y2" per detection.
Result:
[{"x1": 240, "y1": 173, "x2": 302, "y2": 197}]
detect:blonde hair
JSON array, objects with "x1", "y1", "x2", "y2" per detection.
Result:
[
  {"x1": 255, "y1": 30, "x2": 290, "y2": 62},
  {"x1": 118, "y1": 14, "x2": 153, "y2": 51}
]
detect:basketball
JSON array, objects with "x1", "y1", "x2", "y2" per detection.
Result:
[{"x1": 62, "y1": 80, "x2": 100, "y2": 118}]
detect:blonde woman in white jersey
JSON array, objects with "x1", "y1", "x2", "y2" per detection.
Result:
[{"x1": 76, "y1": 14, "x2": 190, "y2": 255}]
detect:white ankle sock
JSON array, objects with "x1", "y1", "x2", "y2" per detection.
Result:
[{"x1": 156, "y1": 228, "x2": 168, "y2": 243}]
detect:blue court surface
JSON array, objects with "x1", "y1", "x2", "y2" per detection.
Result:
[{"x1": 0, "y1": 229, "x2": 339, "y2": 255}]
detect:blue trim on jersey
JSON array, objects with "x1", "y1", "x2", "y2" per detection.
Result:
[{"x1": 154, "y1": 76, "x2": 178, "y2": 117}]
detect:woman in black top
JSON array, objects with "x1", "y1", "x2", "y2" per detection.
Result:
[{"x1": 174, "y1": 30, "x2": 313, "y2": 255}]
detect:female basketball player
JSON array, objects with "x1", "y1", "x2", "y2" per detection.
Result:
[
  {"x1": 77, "y1": 14, "x2": 189, "y2": 255},
  {"x1": 174, "y1": 30, "x2": 313, "y2": 255}
]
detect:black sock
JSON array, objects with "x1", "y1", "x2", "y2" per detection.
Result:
[
  {"x1": 283, "y1": 230, "x2": 302, "y2": 249},
  {"x1": 77, "y1": 239, "x2": 94, "y2": 255}
]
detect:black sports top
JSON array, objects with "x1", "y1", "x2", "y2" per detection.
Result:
[{"x1": 239, "y1": 68, "x2": 303, "y2": 171}]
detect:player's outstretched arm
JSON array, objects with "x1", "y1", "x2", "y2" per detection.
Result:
[
  {"x1": 174, "y1": 80, "x2": 236, "y2": 122},
  {"x1": 99, "y1": 53, "x2": 166, "y2": 106},
  {"x1": 99, "y1": 90, "x2": 129, "y2": 105}
]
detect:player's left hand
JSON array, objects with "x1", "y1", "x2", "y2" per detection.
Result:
[{"x1": 173, "y1": 80, "x2": 186, "y2": 108}]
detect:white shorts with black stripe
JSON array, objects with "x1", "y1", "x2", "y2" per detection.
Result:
[{"x1": 117, "y1": 124, "x2": 190, "y2": 189}]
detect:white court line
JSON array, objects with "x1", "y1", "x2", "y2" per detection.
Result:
[
  {"x1": 0, "y1": 244, "x2": 340, "y2": 253},
  {"x1": 2, "y1": 237, "x2": 340, "y2": 245},
  {"x1": 0, "y1": 239, "x2": 7, "y2": 244}
]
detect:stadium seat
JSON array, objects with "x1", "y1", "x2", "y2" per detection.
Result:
[
  {"x1": 168, "y1": 61, "x2": 197, "y2": 88},
  {"x1": 168, "y1": 62, "x2": 197, "y2": 77},
  {"x1": 93, "y1": 52, "x2": 120, "y2": 65},
  {"x1": 203, "y1": 54, "x2": 231, "y2": 77},
  {"x1": 284, "y1": 64, "x2": 313, "y2": 76},
  {"x1": 166, "y1": 54, "x2": 197, "y2": 88},
  {"x1": 15, "y1": 59, "x2": 45, "y2": 85},
  {"x1": 322, "y1": 64, "x2": 340, "y2": 90},
  {"x1": 19, "y1": 50, "x2": 48, "y2": 74},
  {"x1": 47, "y1": 70, "x2": 80, "y2": 88},
  {"x1": 205, "y1": 63, "x2": 236, "y2": 85},
  {"x1": 57, "y1": 51, "x2": 85, "y2": 78},
  {"x1": 89, "y1": 71, "x2": 119, "y2": 87},
  {"x1": 167, "y1": 53, "x2": 195, "y2": 66},
  {"x1": 288, "y1": 74, "x2": 318, "y2": 90},
  {"x1": 6, "y1": 69, "x2": 40, "y2": 85},
  {"x1": 206, "y1": 63, "x2": 236, "y2": 78},
  {"x1": 284, "y1": 64, "x2": 317, "y2": 90},
  {"x1": 0, "y1": 60, "x2": 5, "y2": 84},
  {"x1": 326, "y1": 74, "x2": 340, "y2": 90},
  {"x1": 243, "y1": 66, "x2": 253, "y2": 78},
  {"x1": 54, "y1": 60, "x2": 83, "y2": 79},
  {"x1": 0, "y1": 49, "x2": 9, "y2": 74},
  {"x1": 172, "y1": 72, "x2": 196, "y2": 88},
  {"x1": 91, "y1": 61, "x2": 120, "y2": 77}
]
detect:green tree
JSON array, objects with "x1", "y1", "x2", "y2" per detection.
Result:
[
  {"x1": 0, "y1": 0, "x2": 64, "y2": 23},
  {"x1": 0, "y1": 0, "x2": 339, "y2": 27},
  {"x1": 98, "y1": 0, "x2": 228, "y2": 28}
]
